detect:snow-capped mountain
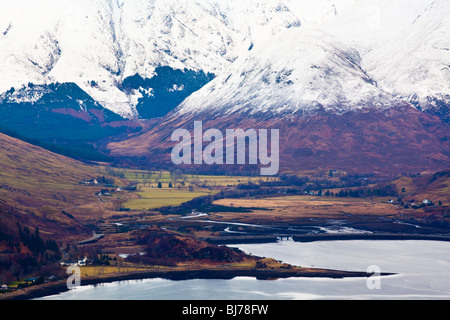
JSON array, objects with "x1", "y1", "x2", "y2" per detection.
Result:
[
  {"x1": 1, "y1": 0, "x2": 449, "y2": 175},
  {"x1": 361, "y1": 0, "x2": 450, "y2": 114},
  {"x1": 100, "y1": 0, "x2": 449, "y2": 175},
  {"x1": 1, "y1": 0, "x2": 449, "y2": 119},
  {"x1": 0, "y1": 0, "x2": 301, "y2": 117},
  {"x1": 174, "y1": 27, "x2": 399, "y2": 117},
  {"x1": 2, "y1": 0, "x2": 449, "y2": 120},
  {"x1": 174, "y1": 0, "x2": 450, "y2": 118},
  {"x1": 300, "y1": 0, "x2": 450, "y2": 115}
]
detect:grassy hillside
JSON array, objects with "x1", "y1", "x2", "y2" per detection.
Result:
[
  {"x1": 0, "y1": 132, "x2": 127, "y2": 284},
  {"x1": 392, "y1": 170, "x2": 450, "y2": 205},
  {"x1": 0, "y1": 132, "x2": 108, "y2": 242}
]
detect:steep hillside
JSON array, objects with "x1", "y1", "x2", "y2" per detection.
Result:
[
  {"x1": 106, "y1": 0, "x2": 450, "y2": 176},
  {"x1": 108, "y1": 105, "x2": 450, "y2": 176},
  {"x1": 393, "y1": 170, "x2": 450, "y2": 205},
  {"x1": 361, "y1": 0, "x2": 450, "y2": 119},
  {"x1": 0, "y1": 132, "x2": 105, "y2": 243}
]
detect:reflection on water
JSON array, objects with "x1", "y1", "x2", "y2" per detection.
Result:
[{"x1": 38, "y1": 240, "x2": 450, "y2": 300}]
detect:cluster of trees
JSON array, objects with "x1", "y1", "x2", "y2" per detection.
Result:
[
  {"x1": 92, "y1": 254, "x2": 114, "y2": 266},
  {"x1": 159, "y1": 185, "x2": 291, "y2": 215},
  {"x1": 0, "y1": 225, "x2": 61, "y2": 285},
  {"x1": 96, "y1": 175, "x2": 115, "y2": 186},
  {"x1": 0, "y1": 125, "x2": 112, "y2": 162},
  {"x1": 405, "y1": 199, "x2": 443, "y2": 209},
  {"x1": 64, "y1": 244, "x2": 118, "y2": 267},
  {"x1": 280, "y1": 173, "x2": 374, "y2": 189},
  {"x1": 104, "y1": 166, "x2": 126, "y2": 179},
  {"x1": 329, "y1": 184, "x2": 398, "y2": 198},
  {"x1": 18, "y1": 226, "x2": 59, "y2": 257},
  {"x1": 127, "y1": 228, "x2": 245, "y2": 266},
  {"x1": 157, "y1": 173, "x2": 401, "y2": 216}
]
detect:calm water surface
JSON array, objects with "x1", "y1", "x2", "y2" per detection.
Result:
[{"x1": 38, "y1": 240, "x2": 450, "y2": 300}]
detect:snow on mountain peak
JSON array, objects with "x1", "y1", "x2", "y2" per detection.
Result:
[
  {"x1": 361, "y1": 0, "x2": 450, "y2": 110},
  {"x1": 0, "y1": 0, "x2": 448, "y2": 118},
  {"x1": 175, "y1": 28, "x2": 398, "y2": 117},
  {"x1": 0, "y1": 0, "x2": 301, "y2": 117}
]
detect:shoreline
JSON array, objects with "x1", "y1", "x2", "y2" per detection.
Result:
[
  {"x1": 205, "y1": 232, "x2": 450, "y2": 245},
  {"x1": 0, "y1": 266, "x2": 389, "y2": 301},
  {"x1": 2, "y1": 233, "x2": 449, "y2": 300}
]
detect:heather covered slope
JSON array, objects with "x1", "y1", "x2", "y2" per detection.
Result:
[
  {"x1": 108, "y1": 105, "x2": 450, "y2": 176},
  {"x1": 0, "y1": 132, "x2": 105, "y2": 243},
  {"x1": 393, "y1": 170, "x2": 450, "y2": 206},
  {"x1": 0, "y1": 132, "x2": 112, "y2": 282}
]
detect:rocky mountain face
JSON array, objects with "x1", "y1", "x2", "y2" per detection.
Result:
[{"x1": 0, "y1": 0, "x2": 301, "y2": 118}]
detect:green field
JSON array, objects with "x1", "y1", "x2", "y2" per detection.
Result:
[
  {"x1": 104, "y1": 167, "x2": 278, "y2": 210},
  {"x1": 123, "y1": 187, "x2": 216, "y2": 210},
  {"x1": 102, "y1": 167, "x2": 276, "y2": 187}
]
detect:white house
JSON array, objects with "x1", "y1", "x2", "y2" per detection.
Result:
[{"x1": 78, "y1": 257, "x2": 87, "y2": 266}]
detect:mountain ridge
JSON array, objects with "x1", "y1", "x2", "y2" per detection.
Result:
[
  {"x1": 1, "y1": 0, "x2": 448, "y2": 119},
  {"x1": 173, "y1": 28, "x2": 400, "y2": 117},
  {"x1": 0, "y1": 0, "x2": 302, "y2": 118}
]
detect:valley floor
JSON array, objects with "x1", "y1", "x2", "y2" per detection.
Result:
[{"x1": 2, "y1": 167, "x2": 449, "y2": 300}]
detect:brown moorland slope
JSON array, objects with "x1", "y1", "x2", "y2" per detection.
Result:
[
  {"x1": 108, "y1": 106, "x2": 450, "y2": 177},
  {"x1": 0, "y1": 132, "x2": 109, "y2": 244},
  {"x1": 393, "y1": 170, "x2": 450, "y2": 206}
]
